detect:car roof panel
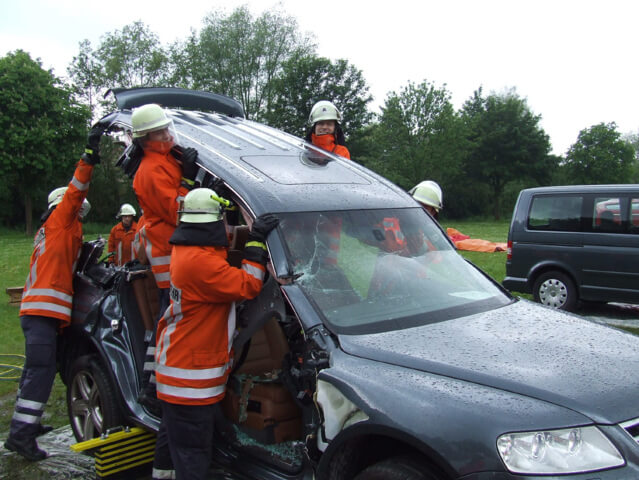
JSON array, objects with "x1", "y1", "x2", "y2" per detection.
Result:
[{"x1": 106, "y1": 104, "x2": 416, "y2": 215}]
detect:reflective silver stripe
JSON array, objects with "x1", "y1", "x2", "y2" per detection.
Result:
[
  {"x1": 146, "y1": 346, "x2": 156, "y2": 355},
  {"x1": 156, "y1": 362, "x2": 230, "y2": 380},
  {"x1": 71, "y1": 176, "x2": 90, "y2": 191},
  {"x1": 20, "y1": 302, "x2": 71, "y2": 316},
  {"x1": 155, "y1": 272, "x2": 171, "y2": 283},
  {"x1": 157, "y1": 382, "x2": 226, "y2": 399},
  {"x1": 16, "y1": 398, "x2": 45, "y2": 411},
  {"x1": 152, "y1": 467, "x2": 176, "y2": 479},
  {"x1": 242, "y1": 263, "x2": 264, "y2": 281},
  {"x1": 144, "y1": 362, "x2": 156, "y2": 371},
  {"x1": 227, "y1": 301, "x2": 236, "y2": 350},
  {"x1": 22, "y1": 288, "x2": 72, "y2": 304},
  {"x1": 150, "y1": 374, "x2": 156, "y2": 384},
  {"x1": 152, "y1": 255, "x2": 171, "y2": 265},
  {"x1": 13, "y1": 411, "x2": 40, "y2": 424},
  {"x1": 117, "y1": 243, "x2": 123, "y2": 264},
  {"x1": 157, "y1": 309, "x2": 180, "y2": 367}
]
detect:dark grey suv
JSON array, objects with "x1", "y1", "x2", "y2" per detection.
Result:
[{"x1": 59, "y1": 88, "x2": 639, "y2": 479}]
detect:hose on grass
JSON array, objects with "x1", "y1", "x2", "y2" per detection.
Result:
[{"x1": 0, "y1": 354, "x2": 24, "y2": 381}]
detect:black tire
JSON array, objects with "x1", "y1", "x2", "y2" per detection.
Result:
[
  {"x1": 533, "y1": 270, "x2": 577, "y2": 312},
  {"x1": 66, "y1": 355, "x2": 124, "y2": 442},
  {"x1": 354, "y1": 455, "x2": 441, "y2": 480}
]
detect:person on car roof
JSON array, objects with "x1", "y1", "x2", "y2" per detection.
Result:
[
  {"x1": 3, "y1": 126, "x2": 103, "y2": 461},
  {"x1": 107, "y1": 203, "x2": 138, "y2": 266},
  {"x1": 305, "y1": 100, "x2": 351, "y2": 159},
  {"x1": 153, "y1": 187, "x2": 278, "y2": 479},
  {"x1": 130, "y1": 103, "x2": 206, "y2": 421}
]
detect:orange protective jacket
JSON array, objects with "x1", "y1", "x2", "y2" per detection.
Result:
[
  {"x1": 311, "y1": 133, "x2": 351, "y2": 159},
  {"x1": 133, "y1": 147, "x2": 188, "y2": 288},
  {"x1": 155, "y1": 245, "x2": 265, "y2": 405},
  {"x1": 20, "y1": 159, "x2": 94, "y2": 326},
  {"x1": 108, "y1": 220, "x2": 138, "y2": 266}
]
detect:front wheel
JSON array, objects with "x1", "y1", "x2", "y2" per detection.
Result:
[
  {"x1": 533, "y1": 270, "x2": 577, "y2": 311},
  {"x1": 354, "y1": 455, "x2": 441, "y2": 480},
  {"x1": 67, "y1": 355, "x2": 124, "y2": 442}
]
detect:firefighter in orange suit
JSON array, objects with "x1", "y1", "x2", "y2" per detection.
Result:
[
  {"x1": 3, "y1": 125, "x2": 104, "y2": 461},
  {"x1": 305, "y1": 100, "x2": 351, "y2": 159},
  {"x1": 154, "y1": 187, "x2": 278, "y2": 479},
  {"x1": 130, "y1": 103, "x2": 201, "y2": 413},
  {"x1": 107, "y1": 203, "x2": 138, "y2": 265}
]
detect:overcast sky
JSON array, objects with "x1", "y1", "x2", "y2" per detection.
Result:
[{"x1": 2, "y1": 0, "x2": 638, "y2": 156}]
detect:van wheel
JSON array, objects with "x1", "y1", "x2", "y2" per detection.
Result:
[
  {"x1": 354, "y1": 455, "x2": 440, "y2": 480},
  {"x1": 67, "y1": 355, "x2": 123, "y2": 442},
  {"x1": 533, "y1": 271, "x2": 577, "y2": 311}
]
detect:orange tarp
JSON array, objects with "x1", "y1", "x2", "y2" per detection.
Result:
[{"x1": 446, "y1": 228, "x2": 507, "y2": 253}]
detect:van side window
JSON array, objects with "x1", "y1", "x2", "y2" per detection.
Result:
[
  {"x1": 631, "y1": 198, "x2": 639, "y2": 233},
  {"x1": 528, "y1": 195, "x2": 582, "y2": 231},
  {"x1": 593, "y1": 197, "x2": 623, "y2": 232}
]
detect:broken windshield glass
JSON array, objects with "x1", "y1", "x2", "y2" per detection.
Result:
[{"x1": 279, "y1": 208, "x2": 508, "y2": 333}]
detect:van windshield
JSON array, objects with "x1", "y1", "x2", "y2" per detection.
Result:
[{"x1": 279, "y1": 208, "x2": 510, "y2": 334}]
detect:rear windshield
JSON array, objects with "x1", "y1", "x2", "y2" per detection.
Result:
[{"x1": 278, "y1": 208, "x2": 510, "y2": 334}]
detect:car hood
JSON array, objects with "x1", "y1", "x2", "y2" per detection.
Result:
[{"x1": 338, "y1": 300, "x2": 639, "y2": 424}]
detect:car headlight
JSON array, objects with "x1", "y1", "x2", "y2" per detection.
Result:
[{"x1": 497, "y1": 426, "x2": 624, "y2": 474}]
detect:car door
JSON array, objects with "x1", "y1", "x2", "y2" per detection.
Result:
[{"x1": 580, "y1": 193, "x2": 639, "y2": 303}]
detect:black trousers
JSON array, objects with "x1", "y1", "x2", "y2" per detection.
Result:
[
  {"x1": 160, "y1": 401, "x2": 217, "y2": 480},
  {"x1": 9, "y1": 315, "x2": 58, "y2": 441}
]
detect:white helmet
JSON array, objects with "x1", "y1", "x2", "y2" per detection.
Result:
[
  {"x1": 309, "y1": 100, "x2": 342, "y2": 125},
  {"x1": 47, "y1": 186, "x2": 90, "y2": 218},
  {"x1": 48, "y1": 187, "x2": 67, "y2": 209},
  {"x1": 117, "y1": 203, "x2": 137, "y2": 218},
  {"x1": 131, "y1": 104, "x2": 172, "y2": 138},
  {"x1": 179, "y1": 188, "x2": 226, "y2": 223},
  {"x1": 409, "y1": 180, "x2": 443, "y2": 212}
]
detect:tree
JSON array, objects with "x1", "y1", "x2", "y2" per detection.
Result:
[
  {"x1": 263, "y1": 54, "x2": 373, "y2": 138},
  {"x1": 461, "y1": 88, "x2": 554, "y2": 219},
  {"x1": 68, "y1": 21, "x2": 169, "y2": 113},
  {"x1": 562, "y1": 123, "x2": 635, "y2": 185},
  {"x1": 361, "y1": 81, "x2": 466, "y2": 206},
  {"x1": 0, "y1": 50, "x2": 90, "y2": 234},
  {"x1": 179, "y1": 6, "x2": 315, "y2": 119}
]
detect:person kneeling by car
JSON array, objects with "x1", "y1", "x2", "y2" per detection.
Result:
[
  {"x1": 153, "y1": 187, "x2": 278, "y2": 479},
  {"x1": 4, "y1": 125, "x2": 104, "y2": 461}
]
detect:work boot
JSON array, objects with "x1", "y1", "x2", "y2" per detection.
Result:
[
  {"x1": 36, "y1": 424, "x2": 54, "y2": 437},
  {"x1": 4, "y1": 436, "x2": 48, "y2": 461}
]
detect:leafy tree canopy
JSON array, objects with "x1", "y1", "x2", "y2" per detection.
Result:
[
  {"x1": 0, "y1": 50, "x2": 89, "y2": 233},
  {"x1": 563, "y1": 122, "x2": 635, "y2": 184},
  {"x1": 68, "y1": 21, "x2": 169, "y2": 114},
  {"x1": 364, "y1": 80, "x2": 466, "y2": 196},
  {"x1": 264, "y1": 54, "x2": 373, "y2": 138},
  {"x1": 180, "y1": 6, "x2": 315, "y2": 120},
  {"x1": 461, "y1": 88, "x2": 554, "y2": 219}
]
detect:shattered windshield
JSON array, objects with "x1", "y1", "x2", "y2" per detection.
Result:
[{"x1": 279, "y1": 208, "x2": 509, "y2": 333}]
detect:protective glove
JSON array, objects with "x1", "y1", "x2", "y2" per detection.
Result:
[
  {"x1": 249, "y1": 214, "x2": 279, "y2": 243},
  {"x1": 81, "y1": 125, "x2": 107, "y2": 165},
  {"x1": 244, "y1": 213, "x2": 279, "y2": 266},
  {"x1": 204, "y1": 175, "x2": 232, "y2": 200},
  {"x1": 180, "y1": 147, "x2": 199, "y2": 189}
]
